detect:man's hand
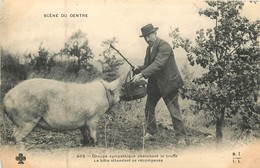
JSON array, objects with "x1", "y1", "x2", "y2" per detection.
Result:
[
  {"x1": 133, "y1": 66, "x2": 143, "y2": 75},
  {"x1": 131, "y1": 73, "x2": 143, "y2": 83}
]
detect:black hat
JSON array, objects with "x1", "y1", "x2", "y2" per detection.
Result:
[{"x1": 139, "y1": 24, "x2": 159, "y2": 37}]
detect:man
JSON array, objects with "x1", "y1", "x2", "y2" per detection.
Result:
[{"x1": 132, "y1": 23, "x2": 187, "y2": 146}]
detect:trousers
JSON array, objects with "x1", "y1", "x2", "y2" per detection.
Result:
[{"x1": 145, "y1": 80, "x2": 186, "y2": 138}]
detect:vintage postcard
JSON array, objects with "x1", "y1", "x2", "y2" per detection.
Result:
[{"x1": 0, "y1": 0, "x2": 259, "y2": 168}]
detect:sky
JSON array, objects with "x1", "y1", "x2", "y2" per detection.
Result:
[{"x1": 1, "y1": 0, "x2": 259, "y2": 68}]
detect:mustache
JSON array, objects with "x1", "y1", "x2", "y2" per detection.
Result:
[
  {"x1": 146, "y1": 41, "x2": 153, "y2": 46},
  {"x1": 145, "y1": 39, "x2": 152, "y2": 43}
]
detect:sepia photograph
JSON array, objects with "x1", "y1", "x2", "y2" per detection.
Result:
[{"x1": 0, "y1": 0, "x2": 259, "y2": 167}]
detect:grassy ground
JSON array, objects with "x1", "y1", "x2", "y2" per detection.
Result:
[
  {"x1": 1, "y1": 99, "x2": 259, "y2": 168},
  {"x1": 0, "y1": 98, "x2": 221, "y2": 151}
]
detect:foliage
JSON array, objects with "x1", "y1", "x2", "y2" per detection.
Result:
[
  {"x1": 28, "y1": 42, "x2": 56, "y2": 73},
  {"x1": 61, "y1": 29, "x2": 94, "y2": 75},
  {"x1": 99, "y1": 37, "x2": 124, "y2": 81},
  {"x1": 1, "y1": 49, "x2": 28, "y2": 100},
  {"x1": 1, "y1": 49, "x2": 27, "y2": 79},
  {"x1": 170, "y1": 1, "x2": 260, "y2": 143}
]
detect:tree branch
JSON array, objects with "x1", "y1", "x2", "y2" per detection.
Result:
[
  {"x1": 215, "y1": 17, "x2": 220, "y2": 61},
  {"x1": 227, "y1": 45, "x2": 241, "y2": 56}
]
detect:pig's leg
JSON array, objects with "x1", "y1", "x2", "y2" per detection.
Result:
[
  {"x1": 13, "y1": 118, "x2": 41, "y2": 145},
  {"x1": 88, "y1": 122, "x2": 98, "y2": 146},
  {"x1": 11, "y1": 126, "x2": 18, "y2": 140},
  {"x1": 80, "y1": 126, "x2": 94, "y2": 146}
]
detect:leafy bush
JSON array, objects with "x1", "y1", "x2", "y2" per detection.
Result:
[
  {"x1": 28, "y1": 43, "x2": 56, "y2": 73},
  {"x1": 99, "y1": 37, "x2": 124, "y2": 81},
  {"x1": 1, "y1": 49, "x2": 28, "y2": 100},
  {"x1": 61, "y1": 29, "x2": 94, "y2": 76}
]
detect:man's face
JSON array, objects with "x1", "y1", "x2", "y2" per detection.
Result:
[{"x1": 144, "y1": 32, "x2": 157, "y2": 46}]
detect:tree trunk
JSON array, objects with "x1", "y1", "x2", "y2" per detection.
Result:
[{"x1": 216, "y1": 107, "x2": 225, "y2": 148}]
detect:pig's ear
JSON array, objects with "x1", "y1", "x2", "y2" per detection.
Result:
[
  {"x1": 110, "y1": 78, "x2": 120, "y2": 91},
  {"x1": 101, "y1": 80, "x2": 109, "y2": 90},
  {"x1": 101, "y1": 79, "x2": 119, "y2": 91}
]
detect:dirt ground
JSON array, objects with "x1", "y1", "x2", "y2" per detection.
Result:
[
  {"x1": 0, "y1": 113, "x2": 247, "y2": 151},
  {"x1": 1, "y1": 99, "x2": 259, "y2": 168},
  {"x1": 1, "y1": 98, "x2": 259, "y2": 151}
]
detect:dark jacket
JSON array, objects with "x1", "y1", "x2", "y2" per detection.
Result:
[{"x1": 139, "y1": 37, "x2": 184, "y2": 97}]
